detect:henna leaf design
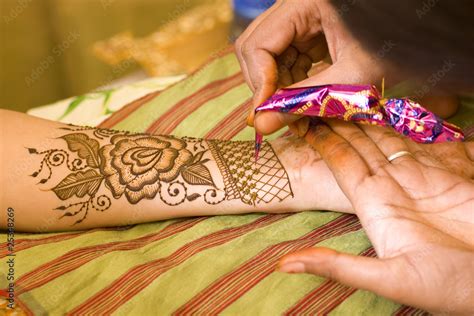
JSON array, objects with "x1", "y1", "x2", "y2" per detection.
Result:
[
  {"x1": 181, "y1": 152, "x2": 215, "y2": 187},
  {"x1": 61, "y1": 133, "x2": 100, "y2": 168},
  {"x1": 52, "y1": 169, "x2": 104, "y2": 200},
  {"x1": 192, "y1": 151, "x2": 205, "y2": 164}
]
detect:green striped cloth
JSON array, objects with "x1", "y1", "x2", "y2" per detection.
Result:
[{"x1": 2, "y1": 49, "x2": 473, "y2": 315}]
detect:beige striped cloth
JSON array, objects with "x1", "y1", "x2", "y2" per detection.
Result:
[{"x1": 3, "y1": 48, "x2": 473, "y2": 315}]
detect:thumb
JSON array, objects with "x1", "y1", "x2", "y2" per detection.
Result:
[
  {"x1": 277, "y1": 247, "x2": 398, "y2": 298},
  {"x1": 253, "y1": 61, "x2": 363, "y2": 135},
  {"x1": 247, "y1": 79, "x2": 279, "y2": 127}
]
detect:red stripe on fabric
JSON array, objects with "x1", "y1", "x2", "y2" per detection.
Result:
[
  {"x1": 0, "y1": 289, "x2": 34, "y2": 315},
  {"x1": 184, "y1": 216, "x2": 360, "y2": 315},
  {"x1": 97, "y1": 47, "x2": 235, "y2": 129},
  {"x1": 98, "y1": 91, "x2": 162, "y2": 129},
  {"x1": 303, "y1": 284, "x2": 348, "y2": 315},
  {"x1": 176, "y1": 215, "x2": 360, "y2": 315},
  {"x1": 285, "y1": 247, "x2": 376, "y2": 315},
  {"x1": 175, "y1": 214, "x2": 362, "y2": 315},
  {"x1": 145, "y1": 72, "x2": 245, "y2": 135},
  {"x1": 0, "y1": 226, "x2": 135, "y2": 259},
  {"x1": 13, "y1": 219, "x2": 204, "y2": 295},
  {"x1": 177, "y1": 217, "x2": 356, "y2": 314},
  {"x1": 68, "y1": 214, "x2": 291, "y2": 315},
  {"x1": 393, "y1": 305, "x2": 429, "y2": 316},
  {"x1": 204, "y1": 98, "x2": 251, "y2": 140},
  {"x1": 289, "y1": 282, "x2": 338, "y2": 315}
]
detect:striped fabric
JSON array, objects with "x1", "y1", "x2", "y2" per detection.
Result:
[{"x1": 2, "y1": 48, "x2": 473, "y2": 315}]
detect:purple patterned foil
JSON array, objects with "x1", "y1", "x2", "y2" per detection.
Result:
[{"x1": 254, "y1": 84, "x2": 464, "y2": 159}]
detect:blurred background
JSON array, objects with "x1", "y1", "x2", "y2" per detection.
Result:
[{"x1": 0, "y1": 0, "x2": 275, "y2": 112}]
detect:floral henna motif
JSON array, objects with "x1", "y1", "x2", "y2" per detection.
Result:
[
  {"x1": 29, "y1": 127, "x2": 293, "y2": 225},
  {"x1": 29, "y1": 130, "x2": 221, "y2": 224},
  {"x1": 100, "y1": 134, "x2": 194, "y2": 203}
]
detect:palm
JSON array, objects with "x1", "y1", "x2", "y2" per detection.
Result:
[
  {"x1": 356, "y1": 162, "x2": 474, "y2": 254},
  {"x1": 280, "y1": 121, "x2": 474, "y2": 314}
]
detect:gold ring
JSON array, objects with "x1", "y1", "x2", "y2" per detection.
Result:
[{"x1": 387, "y1": 150, "x2": 412, "y2": 163}]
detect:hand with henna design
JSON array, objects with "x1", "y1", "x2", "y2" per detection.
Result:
[
  {"x1": 0, "y1": 110, "x2": 352, "y2": 231},
  {"x1": 278, "y1": 121, "x2": 474, "y2": 314}
]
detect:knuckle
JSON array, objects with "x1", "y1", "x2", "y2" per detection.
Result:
[
  {"x1": 374, "y1": 131, "x2": 402, "y2": 147},
  {"x1": 326, "y1": 252, "x2": 342, "y2": 280},
  {"x1": 240, "y1": 42, "x2": 254, "y2": 58},
  {"x1": 326, "y1": 141, "x2": 352, "y2": 158},
  {"x1": 234, "y1": 36, "x2": 244, "y2": 50},
  {"x1": 295, "y1": 54, "x2": 312, "y2": 68},
  {"x1": 412, "y1": 149, "x2": 430, "y2": 159},
  {"x1": 371, "y1": 157, "x2": 388, "y2": 173},
  {"x1": 346, "y1": 133, "x2": 367, "y2": 145},
  {"x1": 309, "y1": 124, "x2": 331, "y2": 143}
]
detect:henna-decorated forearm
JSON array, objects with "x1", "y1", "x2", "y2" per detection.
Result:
[
  {"x1": 0, "y1": 110, "x2": 351, "y2": 232},
  {"x1": 27, "y1": 125, "x2": 293, "y2": 225}
]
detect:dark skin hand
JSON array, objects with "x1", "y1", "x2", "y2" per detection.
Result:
[
  {"x1": 277, "y1": 121, "x2": 474, "y2": 314},
  {"x1": 236, "y1": 0, "x2": 384, "y2": 134},
  {"x1": 235, "y1": 0, "x2": 460, "y2": 136}
]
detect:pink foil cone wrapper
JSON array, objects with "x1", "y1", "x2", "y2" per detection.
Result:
[{"x1": 254, "y1": 84, "x2": 464, "y2": 159}]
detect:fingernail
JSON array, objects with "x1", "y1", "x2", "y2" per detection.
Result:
[
  {"x1": 288, "y1": 122, "x2": 298, "y2": 136},
  {"x1": 297, "y1": 117, "x2": 310, "y2": 137},
  {"x1": 276, "y1": 261, "x2": 306, "y2": 273}
]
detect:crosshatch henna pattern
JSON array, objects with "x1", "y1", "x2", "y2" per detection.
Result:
[
  {"x1": 208, "y1": 140, "x2": 294, "y2": 205},
  {"x1": 28, "y1": 125, "x2": 293, "y2": 225}
]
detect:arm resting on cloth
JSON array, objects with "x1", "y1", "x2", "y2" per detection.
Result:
[{"x1": 0, "y1": 109, "x2": 350, "y2": 232}]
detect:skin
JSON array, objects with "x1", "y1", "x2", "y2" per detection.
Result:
[
  {"x1": 235, "y1": 0, "x2": 459, "y2": 136},
  {"x1": 0, "y1": 109, "x2": 350, "y2": 232},
  {"x1": 236, "y1": 3, "x2": 471, "y2": 310},
  {"x1": 278, "y1": 121, "x2": 474, "y2": 314},
  {"x1": 1, "y1": 110, "x2": 473, "y2": 313}
]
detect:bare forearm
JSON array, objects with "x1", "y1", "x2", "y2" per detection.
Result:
[{"x1": 0, "y1": 110, "x2": 350, "y2": 232}]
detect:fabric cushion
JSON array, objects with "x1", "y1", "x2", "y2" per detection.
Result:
[{"x1": 3, "y1": 48, "x2": 473, "y2": 315}]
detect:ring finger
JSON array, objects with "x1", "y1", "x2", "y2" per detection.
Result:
[{"x1": 359, "y1": 124, "x2": 415, "y2": 166}]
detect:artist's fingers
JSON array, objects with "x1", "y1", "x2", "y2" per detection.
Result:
[
  {"x1": 235, "y1": 1, "x2": 282, "y2": 92},
  {"x1": 276, "y1": 46, "x2": 299, "y2": 88},
  {"x1": 288, "y1": 117, "x2": 311, "y2": 137},
  {"x1": 308, "y1": 60, "x2": 331, "y2": 77},
  {"x1": 418, "y1": 94, "x2": 459, "y2": 119},
  {"x1": 325, "y1": 120, "x2": 388, "y2": 174},
  {"x1": 277, "y1": 247, "x2": 402, "y2": 300},
  {"x1": 291, "y1": 54, "x2": 313, "y2": 82},
  {"x1": 304, "y1": 34, "x2": 329, "y2": 62},
  {"x1": 296, "y1": 117, "x2": 311, "y2": 137},
  {"x1": 240, "y1": 3, "x2": 323, "y2": 125},
  {"x1": 288, "y1": 122, "x2": 299, "y2": 136},
  {"x1": 304, "y1": 123, "x2": 370, "y2": 202},
  {"x1": 253, "y1": 60, "x2": 368, "y2": 135},
  {"x1": 360, "y1": 125, "x2": 415, "y2": 166},
  {"x1": 285, "y1": 35, "x2": 328, "y2": 84},
  {"x1": 254, "y1": 111, "x2": 302, "y2": 135}
]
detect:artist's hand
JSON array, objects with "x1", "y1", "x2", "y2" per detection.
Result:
[
  {"x1": 278, "y1": 121, "x2": 474, "y2": 314},
  {"x1": 235, "y1": 0, "x2": 384, "y2": 135}
]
